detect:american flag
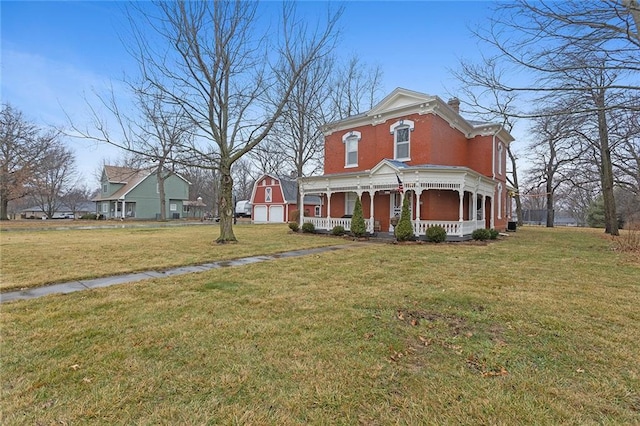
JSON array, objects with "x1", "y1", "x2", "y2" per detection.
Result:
[{"x1": 396, "y1": 174, "x2": 404, "y2": 194}]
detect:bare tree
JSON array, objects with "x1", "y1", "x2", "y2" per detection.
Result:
[
  {"x1": 231, "y1": 157, "x2": 257, "y2": 201},
  {"x1": 29, "y1": 141, "x2": 77, "y2": 219},
  {"x1": 125, "y1": 1, "x2": 340, "y2": 242},
  {"x1": 329, "y1": 55, "x2": 383, "y2": 120},
  {"x1": 0, "y1": 104, "x2": 54, "y2": 220},
  {"x1": 62, "y1": 185, "x2": 94, "y2": 219},
  {"x1": 450, "y1": 62, "x2": 524, "y2": 224},
  {"x1": 180, "y1": 164, "x2": 219, "y2": 216},
  {"x1": 456, "y1": 1, "x2": 640, "y2": 235},
  {"x1": 525, "y1": 109, "x2": 586, "y2": 227},
  {"x1": 75, "y1": 81, "x2": 194, "y2": 220}
]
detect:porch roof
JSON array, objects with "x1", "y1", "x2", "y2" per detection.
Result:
[{"x1": 299, "y1": 159, "x2": 496, "y2": 196}]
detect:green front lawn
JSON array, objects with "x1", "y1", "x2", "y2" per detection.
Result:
[{"x1": 1, "y1": 226, "x2": 639, "y2": 424}]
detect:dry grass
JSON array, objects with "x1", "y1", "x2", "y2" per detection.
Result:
[
  {"x1": 1, "y1": 226, "x2": 639, "y2": 424},
  {"x1": 0, "y1": 222, "x2": 348, "y2": 291}
]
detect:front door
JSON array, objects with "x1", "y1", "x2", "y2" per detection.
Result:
[{"x1": 389, "y1": 192, "x2": 413, "y2": 231}]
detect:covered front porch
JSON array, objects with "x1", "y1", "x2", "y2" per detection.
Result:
[{"x1": 298, "y1": 160, "x2": 496, "y2": 239}]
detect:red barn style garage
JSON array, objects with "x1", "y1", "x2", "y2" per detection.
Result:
[{"x1": 251, "y1": 174, "x2": 321, "y2": 223}]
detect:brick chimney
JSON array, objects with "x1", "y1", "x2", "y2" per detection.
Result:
[{"x1": 447, "y1": 97, "x2": 460, "y2": 114}]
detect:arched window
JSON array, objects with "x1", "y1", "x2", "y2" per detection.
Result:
[
  {"x1": 342, "y1": 131, "x2": 361, "y2": 168},
  {"x1": 390, "y1": 119, "x2": 414, "y2": 161},
  {"x1": 497, "y1": 143, "x2": 503, "y2": 175},
  {"x1": 497, "y1": 183, "x2": 503, "y2": 219}
]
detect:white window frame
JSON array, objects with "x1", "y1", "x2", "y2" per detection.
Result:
[
  {"x1": 102, "y1": 183, "x2": 108, "y2": 193},
  {"x1": 390, "y1": 119, "x2": 414, "y2": 161},
  {"x1": 102, "y1": 203, "x2": 108, "y2": 213},
  {"x1": 342, "y1": 131, "x2": 361, "y2": 168},
  {"x1": 498, "y1": 143, "x2": 503, "y2": 175},
  {"x1": 265, "y1": 187, "x2": 272, "y2": 203},
  {"x1": 497, "y1": 183, "x2": 503, "y2": 219},
  {"x1": 314, "y1": 206, "x2": 321, "y2": 217},
  {"x1": 170, "y1": 203, "x2": 177, "y2": 212}
]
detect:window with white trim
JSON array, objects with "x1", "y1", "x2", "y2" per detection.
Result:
[
  {"x1": 265, "y1": 187, "x2": 272, "y2": 202},
  {"x1": 102, "y1": 183, "x2": 108, "y2": 193},
  {"x1": 345, "y1": 192, "x2": 357, "y2": 215},
  {"x1": 314, "y1": 206, "x2": 321, "y2": 217},
  {"x1": 498, "y1": 143, "x2": 503, "y2": 175},
  {"x1": 170, "y1": 203, "x2": 177, "y2": 212},
  {"x1": 342, "y1": 131, "x2": 361, "y2": 168},
  {"x1": 102, "y1": 203, "x2": 108, "y2": 213},
  {"x1": 497, "y1": 183, "x2": 503, "y2": 219},
  {"x1": 390, "y1": 119, "x2": 414, "y2": 161}
]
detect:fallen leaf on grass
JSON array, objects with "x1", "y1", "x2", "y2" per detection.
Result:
[
  {"x1": 70, "y1": 364, "x2": 80, "y2": 371},
  {"x1": 82, "y1": 377, "x2": 92, "y2": 383}
]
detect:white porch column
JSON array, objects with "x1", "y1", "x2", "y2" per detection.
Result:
[
  {"x1": 415, "y1": 189, "x2": 423, "y2": 221},
  {"x1": 458, "y1": 190, "x2": 464, "y2": 237},
  {"x1": 326, "y1": 192, "x2": 332, "y2": 219},
  {"x1": 472, "y1": 191, "x2": 478, "y2": 229},
  {"x1": 298, "y1": 186, "x2": 304, "y2": 225},
  {"x1": 121, "y1": 199, "x2": 125, "y2": 219},
  {"x1": 368, "y1": 190, "x2": 375, "y2": 233}
]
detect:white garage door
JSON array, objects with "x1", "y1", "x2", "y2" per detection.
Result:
[
  {"x1": 254, "y1": 205, "x2": 267, "y2": 222},
  {"x1": 269, "y1": 205, "x2": 284, "y2": 223}
]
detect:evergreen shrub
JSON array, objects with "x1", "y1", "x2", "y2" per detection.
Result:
[
  {"x1": 472, "y1": 228, "x2": 491, "y2": 241},
  {"x1": 426, "y1": 225, "x2": 447, "y2": 243},
  {"x1": 350, "y1": 197, "x2": 367, "y2": 237},
  {"x1": 301, "y1": 222, "x2": 315, "y2": 233}
]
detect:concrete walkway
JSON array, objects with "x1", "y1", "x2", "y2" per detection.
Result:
[{"x1": 0, "y1": 244, "x2": 356, "y2": 303}]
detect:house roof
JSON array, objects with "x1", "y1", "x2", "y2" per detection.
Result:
[
  {"x1": 22, "y1": 202, "x2": 96, "y2": 213},
  {"x1": 321, "y1": 87, "x2": 514, "y2": 144},
  {"x1": 93, "y1": 166, "x2": 151, "y2": 201},
  {"x1": 251, "y1": 173, "x2": 321, "y2": 205},
  {"x1": 93, "y1": 165, "x2": 190, "y2": 201}
]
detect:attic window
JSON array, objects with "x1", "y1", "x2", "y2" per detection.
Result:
[{"x1": 265, "y1": 187, "x2": 272, "y2": 202}]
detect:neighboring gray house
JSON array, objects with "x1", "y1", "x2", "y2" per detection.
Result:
[
  {"x1": 21, "y1": 202, "x2": 96, "y2": 219},
  {"x1": 93, "y1": 165, "x2": 190, "y2": 220}
]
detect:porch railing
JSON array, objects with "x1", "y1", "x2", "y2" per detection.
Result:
[{"x1": 302, "y1": 217, "x2": 485, "y2": 237}]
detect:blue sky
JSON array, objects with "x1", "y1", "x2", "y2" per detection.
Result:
[{"x1": 2, "y1": 1, "x2": 502, "y2": 185}]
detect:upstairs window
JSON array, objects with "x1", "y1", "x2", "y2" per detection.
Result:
[
  {"x1": 498, "y1": 143, "x2": 504, "y2": 175},
  {"x1": 390, "y1": 119, "x2": 414, "y2": 161},
  {"x1": 102, "y1": 183, "x2": 108, "y2": 193},
  {"x1": 342, "y1": 131, "x2": 361, "y2": 168},
  {"x1": 265, "y1": 187, "x2": 272, "y2": 202}
]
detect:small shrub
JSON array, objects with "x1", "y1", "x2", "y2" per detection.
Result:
[
  {"x1": 81, "y1": 213, "x2": 97, "y2": 220},
  {"x1": 395, "y1": 196, "x2": 415, "y2": 242},
  {"x1": 489, "y1": 229, "x2": 500, "y2": 240},
  {"x1": 288, "y1": 221, "x2": 299, "y2": 232},
  {"x1": 301, "y1": 222, "x2": 315, "y2": 233},
  {"x1": 331, "y1": 225, "x2": 345, "y2": 236},
  {"x1": 426, "y1": 225, "x2": 447, "y2": 243},
  {"x1": 472, "y1": 228, "x2": 491, "y2": 241},
  {"x1": 350, "y1": 197, "x2": 367, "y2": 237}
]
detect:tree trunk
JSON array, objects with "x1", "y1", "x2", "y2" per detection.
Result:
[
  {"x1": 546, "y1": 179, "x2": 554, "y2": 227},
  {"x1": 595, "y1": 92, "x2": 619, "y2": 236},
  {"x1": 0, "y1": 197, "x2": 8, "y2": 220},
  {"x1": 216, "y1": 168, "x2": 237, "y2": 243},
  {"x1": 507, "y1": 146, "x2": 523, "y2": 226},
  {"x1": 158, "y1": 172, "x2": 167, "y2": 221}
]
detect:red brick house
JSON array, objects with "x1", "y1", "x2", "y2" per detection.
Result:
[
  {"x1": 298, "y1": 88, "x2": 515, "y2": 239},
  {"x1": 251, "y1": 174, "x2": 321, "y2": 223}
]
